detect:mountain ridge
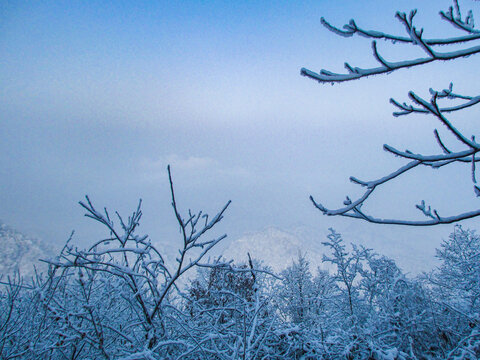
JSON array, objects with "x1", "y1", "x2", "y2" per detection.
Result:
[{"x1": 0, "y1": 221, "x2": 55, "y2": 277}]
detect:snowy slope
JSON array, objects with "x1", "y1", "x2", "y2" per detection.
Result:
[
  {"x1": 222, "y1": 226, "x2": 330, "y2": 273},
  {"x1": 222, "y1": 224, "x2": 443, "y2": 275},
  {"x1": 0, "y1": 222, "x2": 54, "y2": 277}
]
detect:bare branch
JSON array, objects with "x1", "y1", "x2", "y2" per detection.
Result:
[
  {"x1": 308, "y1": 3, "x2": 480, "y2": 230},
  {"x1": 301, "y1": 44, "x2": 480, "y2": 83},
  {"x1": 302, "y1": 3, "x2": 480, "y2": 83},
  {"x1": 310, "y1": 85, "x2": 480, "y2": 225},
  {"x1": 320, "y1": 13, "x2": 480, "y2": 45}
]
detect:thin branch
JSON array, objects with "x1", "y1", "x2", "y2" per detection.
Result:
[
  {"x1": 301, "y1": 44, "x2": 480, "y2": 83},
  {"x1": 303, "y1": 3, "x2": 480, "y2": 83}
]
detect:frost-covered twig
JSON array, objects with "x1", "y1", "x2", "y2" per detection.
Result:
[
  {"x1": 305, "y1": 1, "x2": 480, "y2": 225},
  {"x1": 301, "y1": 3, "x2": 480, "y2": 83},
  {"x1": 41, "y1": 165, "x2": 231, "y2": 352},
  {"x1": 310, "y1": 87, "x2": 480, "y2": 225}
]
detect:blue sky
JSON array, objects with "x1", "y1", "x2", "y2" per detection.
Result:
[{"x1": 1, "y1": 1, "x2": 479, "y2": 265}]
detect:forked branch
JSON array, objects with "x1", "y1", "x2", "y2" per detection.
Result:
[
  {"x1": 310, "y1": 86, "x2": 480, "y2": 225},
  {"x1": 45, "y1": 166, "x2": 232, "y2": 349},
  {"x1": 304, "y1": 1, "x2": 480, "y2": 225},
  {"x1": 301, "y1": 2, "x2": 480, "y2": 83}
]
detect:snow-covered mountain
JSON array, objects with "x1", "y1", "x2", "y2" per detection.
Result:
[
  {"x1": 222, "y1": 224, "x2": 443, "y2": 275},
  {"x1": 222, "y1": 226, "x2": 329, "y2": 273},
  {"x1": 0, "y1": 222, "x2": 55, "y2": 277}
]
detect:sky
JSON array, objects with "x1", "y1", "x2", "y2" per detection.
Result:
[{"x1": 1, "y1": 1, "x2": 480, "y2": 269}]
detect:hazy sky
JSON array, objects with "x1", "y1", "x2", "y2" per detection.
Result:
[{"x1": 1, "y1": 1, "x2": 479, "y2": 265}]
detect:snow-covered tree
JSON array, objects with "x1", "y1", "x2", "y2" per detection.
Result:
[
  {"x1": 180, "y1": 257, "x2": 282, "y2": 359},
  {"x1": 303, "y1": 0, "x2": 480, "y2": 225},
  {"x1": 276, "y1": 253, "x2": 338, "y2": 358},
  {"x1": 433, "y1": 225, "x2": 480, "y2": 310},
  {"x1": 278, "y1": 254, "x2": 314, "y2": 325},
  {"x1": 427, "y1": 226, "x2": 480, "y2": 359},
  {"x1": 0, "y1": 166, "x2": 232, "y2": 359},
  {"x1": 5, "y1": 223, "x2": 480, "y2": 357},
  {"x1": 315, "y1": 230, "x2": 441, "y2": 359},
  {"x1": 322, "y1": 229, "x2": 369, "y2": 322}
]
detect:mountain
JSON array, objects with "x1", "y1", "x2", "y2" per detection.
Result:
[
  {"x1": 0, "y1": 222, "x2": 55, "y2": 277},
  {"x1": 221, "y1": 224, "x2": 443, "y2": 275},
  {"x1": 222, "y1": 226, "x2": 331, "y2": 273}
]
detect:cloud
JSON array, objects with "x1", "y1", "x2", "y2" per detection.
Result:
[
  {"x1": 139, "y1": 154, "x2": 252, "y2": 184},
  {"x1": 163, "y1": 154, "x2": 218, "y2": 172},
  {"x1": 218, "y1": 166, "x2": 251, "y2": 179}
]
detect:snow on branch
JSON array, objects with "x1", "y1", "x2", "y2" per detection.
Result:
[
  {"x1": 301, "y1": 2, "x2": 480, "y2": 83},
  {"x1": 391, "y1": 84, "x2": 480, "y2": 117},
  {"x1": 42, "y1": 165, "x2": 232, "y2": 350},
  {"x1": 440, "y1": 0, "x2": 479, "y2": 34},
  {"x1": 303, "y1": 1, "x2": 480, "y2": 226},
  {"x1": 309, "y1": 87, "x2": 480, "y2": 225}
]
